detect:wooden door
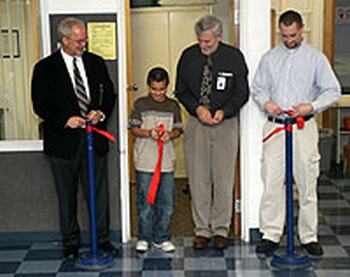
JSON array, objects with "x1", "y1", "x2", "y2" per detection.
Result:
[
  {"x1": 125, "y1": 0, "x2": 136, "y2": 182},
  {"x1": 131, "y1": 6, "x2": 211, "y2": 177}
]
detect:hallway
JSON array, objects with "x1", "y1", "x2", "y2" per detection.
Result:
[{"x1": 1, "y1": 173, "x2": 350, "y2": 276}]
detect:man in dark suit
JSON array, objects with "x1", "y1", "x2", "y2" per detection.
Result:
[{"x1": 31, "y1": 17, "x2": 117, "y2": 259}]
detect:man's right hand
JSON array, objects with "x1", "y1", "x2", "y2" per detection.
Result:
[
  {"x1": 196, "y1": 106, "x2": 214, "y2": 125},
  {"x1": 65, "y1": 116, "x2": 86, "y2": 129},
  {"x1": 264, "y1": 101, "x2": 283, "y2": 116}
]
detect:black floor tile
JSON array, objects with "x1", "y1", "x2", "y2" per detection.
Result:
[
  {"x1": 24, "y1": 249, "x2": 63, "y2": 261},
  {"x1": 15, "y1": 273, "x2": 56, "y2": 277},
  {"x1": 319, "y1": 207, "x2": 350, "y2": 215},
  {"x1": 100, "y1": 272, "x2": 142, "y2": 277},
  {"x1": 330, "y1": 225, "x2": 350, "y2": 235},
  {"x1": 0, "y1": 261, "x2": 20, "y2": 274},
  {"x1": 225, "y1": 258, "x2": 269, "y2": 270},
  {"x1": 184, "y1": 247, "x2": 225, "y2": 257},
  {"x1": 319, "y1": 192, "x2": 344, "y2": 200},
  {"x1": 269, "y1": 269, "x2": 317, "y2": 277},
  {"x1": 142, "y1": 258, "x2": 184, "y2": 270},
  {"x1": 318, "y1": 235, "x2": 341, "y2": 245},
  {"x1": 0, "y1": 245, "x2": 31, "y2": 251},
  {"x1": 185, "y1": 271, "x2": 228, "y2": 277}
]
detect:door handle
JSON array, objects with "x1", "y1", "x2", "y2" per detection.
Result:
[{"x1": 127, "y1": 83, "x2": 138, "y2": 92}]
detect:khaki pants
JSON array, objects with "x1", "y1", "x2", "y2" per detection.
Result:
[
  {"x1": 260, "y1": 118, "x2": 320, "y2": 244},
  {"x1": 184, "y1": 116, "x2": 238, "y2": 238}
]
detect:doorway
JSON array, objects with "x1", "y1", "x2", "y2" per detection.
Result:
[{"x1": 127, "y1": 0, "x2": 239, "y2": 238}]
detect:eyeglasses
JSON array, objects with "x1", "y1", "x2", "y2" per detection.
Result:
[{"x1": 69, "y1": 38, "x2": 88, "y2": 44}]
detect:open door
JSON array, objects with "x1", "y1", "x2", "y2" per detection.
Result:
[{"x1": 125, "y1": 0, "x2": 136, "y2": 184}]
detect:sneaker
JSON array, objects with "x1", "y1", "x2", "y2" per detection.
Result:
[
  {"x1": 136, "y1": 240, "x2": 149, "y2": 253},
  {"x1": 154, "y1": 241, "x2": 176, "y2": 252},
  {"x1": 256, "y1": 239, "x2": 279, "y2": 254},
  {"x1": 301, "y1": 242, "x2": 323, "y2": 256}
]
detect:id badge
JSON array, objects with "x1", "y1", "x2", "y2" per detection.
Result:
[{"x1": 217, "y1": 76, "x2": 226, "y2": 90}]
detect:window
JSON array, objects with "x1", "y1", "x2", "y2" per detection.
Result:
[
  {"x1": 0, "y1": 0, "x2": 40, "y2": 140},
  {"x1": 334, "y1": 1, "x2": 350, "y2": 93}
]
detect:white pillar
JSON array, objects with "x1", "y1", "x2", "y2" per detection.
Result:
[{"x1": 240, "y1": 0, "x2": 271, "y2": 242}]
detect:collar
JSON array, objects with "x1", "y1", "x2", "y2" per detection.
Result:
[
  {"x1": 60, "y1": 48, "x2": 84, "y2": 63},
  {"x1": 197, "y1": 42, "x2": 222, "y2": 58},
  {"x1": 281, "y1": 39, "x2": 305, "y2": 54}
]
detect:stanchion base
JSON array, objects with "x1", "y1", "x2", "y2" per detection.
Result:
[
  {"x1": 76, "y1": 249, "x2": 114, "y2": 271},
  {"x1": 271, "y1": 248, "x2": 312, "y2": 270}
]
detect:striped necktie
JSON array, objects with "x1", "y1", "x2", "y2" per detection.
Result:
[{"x1": 73, "y1": 57, "x2": 89, "y2": 117}]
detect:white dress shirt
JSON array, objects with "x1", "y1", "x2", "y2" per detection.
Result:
[{"x1": 61, "y1": 48, "x2": 91, "y2": 100}]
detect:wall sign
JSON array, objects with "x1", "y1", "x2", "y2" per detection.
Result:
[{"x1": 1, "y1": 29, "x2": 20, "y2": 58}]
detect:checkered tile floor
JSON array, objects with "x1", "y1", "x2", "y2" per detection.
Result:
[{"x1": 1, "y1": 173, "x2": 350, "y2": 276}]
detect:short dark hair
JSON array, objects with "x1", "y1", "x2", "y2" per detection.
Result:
[
  {"x1": 147, "y1": 67, "x2": 169, "y2": 86},
  {"x1": 279, "y1": 10, "x2": 303, "y2": 28}
]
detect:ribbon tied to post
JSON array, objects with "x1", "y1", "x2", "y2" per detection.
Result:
[
  {"x1": 262, "y1": 110, "x2": 305, "y2": 143},
  {"x1": 86, "y1": 123, "x2": 116, "y2": 143}
]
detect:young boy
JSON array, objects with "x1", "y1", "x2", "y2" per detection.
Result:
[{"x1": 129, "y1": 67, "x2": 183, "y2": 253}]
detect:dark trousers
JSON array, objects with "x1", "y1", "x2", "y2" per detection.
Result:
[{"x1": 49, "y1": 142, "x2": 110, "y2": 247}]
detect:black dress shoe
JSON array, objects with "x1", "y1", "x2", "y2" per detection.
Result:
[
  {"x1": 64, "y1": 245, "x2": 79, "y2": 259},
  {"x1": 255, "y1": 239, "x2": 279, "y2": 254},
  {"x1": 213, "y1": 235, "x2": 228, "y2": 249},
  {"x1": 99, "y1": 241, "x2": 118, "y2": 256},
  {"x1": 301, "y1": 242, "x2": 323, "y2": 256},
  {"x1": 193, "y1": 236, "x2": 209, "y2": 249}
]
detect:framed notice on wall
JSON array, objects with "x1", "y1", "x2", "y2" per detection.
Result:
[
  {"x1": 1, "y1": 29, "x2": 20, "y2": 58},
  {"x1": 49, "y1": 14, "x2": 118, "y2": 59},
  {"x1": 87, "y1": 22, "x2": 116, "y2": 60}
]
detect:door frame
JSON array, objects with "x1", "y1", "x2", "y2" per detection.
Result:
[
  {"x1": 119, "y1": 0, "x2": 131, "y2": 243},
  {"x1": 322, "y1": 0, "x2": 335, "y2": 128}
]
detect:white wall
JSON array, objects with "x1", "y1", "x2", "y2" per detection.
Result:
[{"x1": 39, "y1": 0, "x2": 130, "y2": 242}]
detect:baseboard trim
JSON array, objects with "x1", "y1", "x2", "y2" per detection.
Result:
[{"x1": 0, "y1": 230, "x2": 122, "y2": 246}]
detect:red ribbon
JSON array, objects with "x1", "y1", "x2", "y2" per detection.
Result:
[
  {"x1": 262, "y1": 111, "x2": 305, "y2": 143},
  {"x1": 86, "y1": 125, "x2": 116, "y2": 143},
  {"x1": 147, "y1": 124, "x2": 165, "y2": 205}
]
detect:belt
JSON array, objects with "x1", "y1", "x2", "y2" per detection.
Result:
[{"x1": 268, "y1": 114, "x2": 313, "y2": 124}]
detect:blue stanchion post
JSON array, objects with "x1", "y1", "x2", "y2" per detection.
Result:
[
  {"x1": 86, "y1": 120, "x2": 98, "y2": 256},
  {"x1": 76, "y1": 120, "x2": 114, "y2": 270},
  {"x1": 285, "y1": 118, "x2": 294, "y2": 256},
  {"x1": 270, "y1": 117, "x2": 311, "y2": 269}
]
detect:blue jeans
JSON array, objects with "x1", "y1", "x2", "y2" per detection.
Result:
[{"x1": 136, "y1": 171, "x2": 175, "y2": 243}]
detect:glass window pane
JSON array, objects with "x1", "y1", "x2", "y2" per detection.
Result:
[{"x1": 0, "y1": 0, "x2": 40, "y2": 140}]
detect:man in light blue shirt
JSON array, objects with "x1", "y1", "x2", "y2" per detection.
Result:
[{"x1": 252, "y1": 10, "x2": 341, "y2": 256}]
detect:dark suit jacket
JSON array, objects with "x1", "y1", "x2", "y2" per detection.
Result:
[{"x1": 31, "y1": 50, "x2": 116, "y2": 159}]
